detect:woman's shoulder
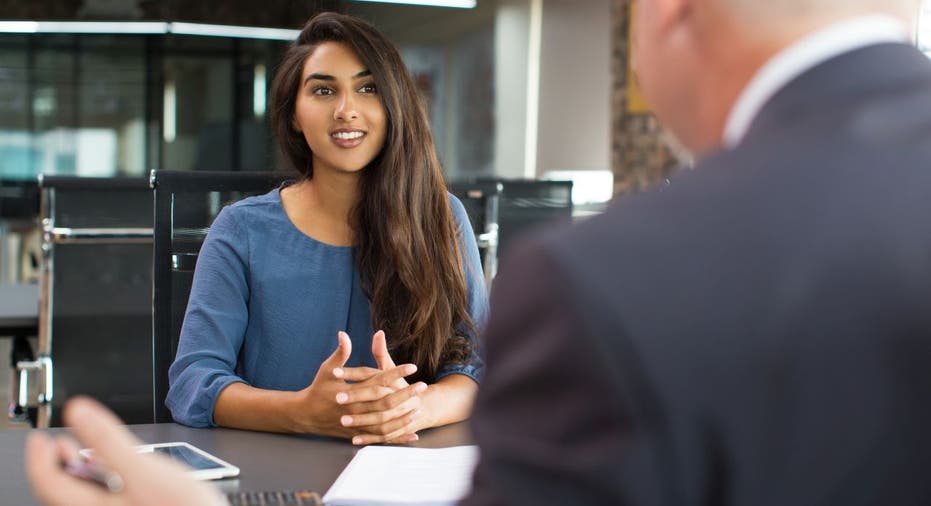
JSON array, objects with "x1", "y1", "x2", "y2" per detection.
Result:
[
  {"x1": 214, "y1": 187, "x2": 288, "y2": 231},
  {"x1": 445, "y1": 191, "x2": 469, "y2": 221}
]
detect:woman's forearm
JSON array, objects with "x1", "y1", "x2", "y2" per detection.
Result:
[
  {"x1": 213, "y1": 382, "x2": 304, "y2": 433},
  {"x1": 421, "y1": 374, "x2": 478, "y2": 428}
]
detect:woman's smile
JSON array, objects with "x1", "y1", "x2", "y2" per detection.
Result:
[{"x1": 330, "y1": 128, "x2": 368, "y2": 148}]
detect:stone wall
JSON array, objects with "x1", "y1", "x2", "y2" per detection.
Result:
[{"x1": 611, "y1": 0, "x2": 682, "y2": 196}]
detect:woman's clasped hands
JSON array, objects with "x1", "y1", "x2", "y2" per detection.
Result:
[{"x1": 293, "y1": 330, "x2": 431, "y2": 445}]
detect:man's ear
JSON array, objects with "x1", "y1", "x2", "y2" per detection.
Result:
[{"x1": 651, "y1": 0, "x2": 693, "y2": 34}]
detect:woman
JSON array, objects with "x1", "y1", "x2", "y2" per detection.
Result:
[{"x1": 166, "y1": 12, "x2": 487, "y2": 446}]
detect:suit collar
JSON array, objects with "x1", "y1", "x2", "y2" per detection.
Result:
[
  {"x1": 737, "y1": 42, "x2": 931, "y2": 147},
  {"x1": 723, "y1": 15, "x2": 908, "y2": 149}
]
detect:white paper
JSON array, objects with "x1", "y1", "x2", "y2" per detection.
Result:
[{"x1": 322, "y1": 445, "x2": 479, "y2": 506}]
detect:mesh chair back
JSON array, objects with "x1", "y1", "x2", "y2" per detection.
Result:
[
  {"x1": 496, "y1": 179, "x2": 573, "y2": 257},
  {"x1": 447, "y1": 180, "x2": 502, "y2": 286},
  {"x1": 151, "y1": 170, "x2": 289, "y2": 423},
  {"x1": 34, "y1": 176, "x2": 153, "y2": 427}
]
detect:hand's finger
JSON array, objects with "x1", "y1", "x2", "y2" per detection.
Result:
[
  {"x1": 326, "y1": 332, "x2": 353, "y2": 378},
  {"x1": 371, "y1": 330, "x2": 397, "y2": 370},
  {"x1": 55, "y1": 435, "x2": 82, "y2": 463},
  {"x1": 24, "y1": 432, "x2": 117, "y2": 506},
  {"x1": 63, "y1": 398, "x2": 229, "y2": 506},
  {"x1": 343, "y1": 400, "x2": 420, "y2": 432},
  {"x1": 384, "y1": 433, "x2": 420, "y2": 445},
  {"x1": 335, "y1": 384, "x2": 395, "y2": 405},
  {"x1": 62, "y1": 396, "x2": 179, "y2": 499},
  {"x1": 335, "y1": 366, "x2": 382, "y2": 382},
  {"x1": 340, "y1": 363, "x2": 416, "y2": 387},
  {"x1": 63, "y1": 397, "x2": 145, "y2": 479},
  {"x1": 351, "y1": 411, "x2": 422, "y2": 445},
  {"x1": 341, "y1": 381, "x2": 426, "y2": 414},
  {"x1": 341, "y1": 385, "x2": 424, "y2": 426}
]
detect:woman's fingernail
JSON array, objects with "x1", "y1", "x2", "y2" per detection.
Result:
[
  {"x1": 404, "y1": 364, "x2": 417, "y2": 375},
  {"x1": 409, "y1": 434, "x2": 419, "y2": 442},
  {"x1": 333, "y1": 368, "x2": 344, "y2": 378},
  {"x1": 341, "y1": 415, "x2": 353, "y2": 426},
  {"x1": 352, "y1": 436, "x2": 363, "y2": 445},
  {"x1": 414, "y1": 382, "x2": 427, "y2": 393},
  {"x1": 336, "y1": 392, "x2": 349, "y2": 404}
]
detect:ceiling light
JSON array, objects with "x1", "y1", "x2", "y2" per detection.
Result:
[
  {"x1": 0, "y1": 21, "x2": 299, "y2": 40},
  {"x1": 0, "y1": 21, "x2": 167, "y2": 34},
  {"x1": 169, "y1": 22, "x2": 298, "y2": 40},
  {"x1": 350, "y1": 0, "x2": 476, "y2": 8}
]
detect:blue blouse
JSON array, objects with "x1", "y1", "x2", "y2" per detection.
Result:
[{"x1": 166, "y1": 186, "x2": 488, "y2": 428}]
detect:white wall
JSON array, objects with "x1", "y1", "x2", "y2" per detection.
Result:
[
  {"x1": 494, "y1": 0, "x2": 612, "y2": 179},
  {"x1": 536, "y1": 0, "x2": 611, "y2": 177},
  {"x1": 494, "y1": 0, "x2": 534, "y2": 179}
]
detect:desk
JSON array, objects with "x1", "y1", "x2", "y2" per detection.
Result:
[{"x1": 0, "y1": 421, "x2": 473, "y2": 505}]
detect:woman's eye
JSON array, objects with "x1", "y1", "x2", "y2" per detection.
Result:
[
  {"x1": 359, "y1": 83, "x2": 377, "y2": 94},
  {"x1": 313, "y1": 87, "x2": 334, "y2": 96}
]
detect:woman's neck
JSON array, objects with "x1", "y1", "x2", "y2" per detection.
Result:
[
  {"x1": 306, "y1": 170, "x2": 360, "y2": 223},
  {"x1": 282, "y1": 171, "x2": 360, "y2": 247}
]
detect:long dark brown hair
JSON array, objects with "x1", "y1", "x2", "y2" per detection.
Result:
[{"x1": 269, "y1": 12, "x2": 476, "y2": 382}]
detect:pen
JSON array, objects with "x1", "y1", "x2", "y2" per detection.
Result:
[{"x1": 63, "y1": 458, "x2": 124, "y2": 493}]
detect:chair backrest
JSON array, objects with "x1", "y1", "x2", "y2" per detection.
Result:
[
  {"x1": 448, "y1": 178, "x2": 573, "y2": 283},
  {"x1": 33, "y1": 175, "x2": 153, "y2": 427},
  {"x1": 151, "y1": 170, "x2": 289, "y2": 423},
  {"x1": 447, "y1": 180, "x2": 502, "y2": 287},
  {"x1": 496, "y1": 179, "x2": 573, "y2": 258}
]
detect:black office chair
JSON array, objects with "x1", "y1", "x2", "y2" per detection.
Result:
[
  {"x1": 447, "y1": 180, "x2": 502, "y2": 287},
  {"x1": 449, "y1": 178, "x2": 573, "y2": 283},
  {"x1": 495, "y1": 179, "x2": 573, "y2": 258},
  {"x1": 16, "y1": 176, "x2": 153, "y2": 427},
  {"x1": 151, "y1": 170, "x2": 289, "y2": 423}
]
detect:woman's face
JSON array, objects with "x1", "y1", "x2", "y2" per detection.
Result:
[{"x1": 294, "y1": 41, "x2": 387, "y2": 176}]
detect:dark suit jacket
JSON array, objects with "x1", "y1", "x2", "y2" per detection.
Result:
[{"x1": 462, "y1": 42, "x2": 931, "y2": 506}]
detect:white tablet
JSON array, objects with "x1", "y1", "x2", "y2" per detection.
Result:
[
  {"x1": 81, "y1": 441, "x2": 240, "y2": 481},
  {"x1": 138, "y1": 442, "x2": 240, "y2": 480}
]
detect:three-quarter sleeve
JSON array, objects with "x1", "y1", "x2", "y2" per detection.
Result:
[
  {"x1": 166, "y1": 207, "x2": 251, "y2": 427},
  {"x1": 436, "y1": 194, "x2": 489, "y2": 383}
]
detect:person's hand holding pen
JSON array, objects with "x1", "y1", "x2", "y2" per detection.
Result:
[{"x1": 24, "y1": 397, "x2": 226, "y2": 506}]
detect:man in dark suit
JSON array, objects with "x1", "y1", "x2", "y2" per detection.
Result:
[{"x1": 462, "y1": 0, "x2": 931, "y2": 505}]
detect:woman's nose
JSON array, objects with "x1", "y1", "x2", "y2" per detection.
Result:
[{"x1": 334, "y1": 92, "x2": 359, "y2": 121}]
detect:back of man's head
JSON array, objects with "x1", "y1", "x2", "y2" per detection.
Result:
[
  {"x1": 632, "y1": 0, "x2": 919, "y2": 155},
  {"x1": 715, "y1": 0, "x2": 917, "y2": 36}
]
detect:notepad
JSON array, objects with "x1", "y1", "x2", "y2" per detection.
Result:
[{"x1": 322, "y1": 445, "x2": 479, "y2": 506}]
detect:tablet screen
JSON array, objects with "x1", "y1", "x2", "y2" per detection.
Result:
[{"x1": 153, "y1": 445, "x2": 226, "y2": 471}]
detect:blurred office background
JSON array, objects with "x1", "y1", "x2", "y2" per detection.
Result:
[
  {"x1": 0, "y1": 0, "x2": 622, "y2": 429},
  {"x1": 0, "y1": 0, "x2": 627, "y2": 280},
  {"x1": 0, "y1": 0, "x2": 621, "y2": 204},
  {"x1": 0, "y1": 0, "x2": 926, "y2": 428}
]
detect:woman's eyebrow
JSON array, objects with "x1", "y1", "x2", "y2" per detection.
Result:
[{"x1": 303, "y1": 69, "x2": 372, "y2": 85}]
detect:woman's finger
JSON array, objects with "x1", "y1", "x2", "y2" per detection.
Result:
[
  {"x1": 340, "y1": 381, "x2": 426, "y2": 414},
  {"x1": 333, "y1": 366, "x2": 382, "y2": 382},
  {"x1": 351, "y1": 412, "x2": 423, "y2": 445},
  {"x1": 322, "y1": 332, "x2": 353, "y2": 378},
  {"x1": 340, "y1": 389, "x2": 423, "y2": 428},
  {"x1": 335, "y1": 384, "x2": 395, "y2": 405},
  {"x1": 371, "y1": 330, "x2": 397, "y2": 370}
]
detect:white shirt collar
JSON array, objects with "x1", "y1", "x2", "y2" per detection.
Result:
[{"x1": 722, "y1": 14, "x2": 909, "y2": 148}]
